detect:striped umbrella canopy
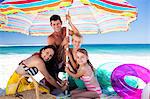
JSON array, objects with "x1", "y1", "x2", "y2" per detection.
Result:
[
  {"x1": 83, "y1": 0, "x2": 137, "y2": 16},
  {"x1": 0, "y1": 0, "x2": 137, "y2": 36},
  {"x1": 0, "y1": 0, "x2": 73, "y2": 14},
  {"x1": 0, "y1": 13, "x2": 7, "y2": 28}
]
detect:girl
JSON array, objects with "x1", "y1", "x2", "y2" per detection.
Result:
[
  {"x1": 67, "y1": 34, "x2": 86, "y2": 91},
  {"x1": 6, "y1": 45, "x2": 67, "y2": 95},
  {"x1": 68, "y1": 33, "x2": 83, "y2": 73},
  {"x1": 65, "y1": 48, "x2": 102, "y2": 99}
]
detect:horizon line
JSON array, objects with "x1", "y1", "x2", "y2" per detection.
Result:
[{"x1": 0, "y1": 43, "x2": 149, "y2": 47}]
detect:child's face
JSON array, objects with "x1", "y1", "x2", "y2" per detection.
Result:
[
  {"x1": 76, "y1": 51, "x2": 88, "y2": 65},
  {"x1": 72, "y1": 36, "x2": 82, "y2": 49},
  {"x1": 41, "y1": 48, "x2": 54, "y2": 62},
  {"x1": 50, "y1": 20, "x2": 62, "y2": 32}
]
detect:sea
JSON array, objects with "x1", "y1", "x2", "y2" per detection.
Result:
[
  {"x1": 0, "y1": 44, "x2": 150, "y2": 96},
  {"x1": 0, "y1": 44, "x2": 149, "y2": 55}
]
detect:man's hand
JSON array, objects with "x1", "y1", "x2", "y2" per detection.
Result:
[{"x1": 61, "y1": 36, "x2": 69, "y2": 48}]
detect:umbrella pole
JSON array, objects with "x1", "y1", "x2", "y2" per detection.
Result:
[{"x1": 65, "y1": 8, "x2": 69, "y2": 96}]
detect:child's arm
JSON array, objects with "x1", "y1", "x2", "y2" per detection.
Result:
[
  {"x1": 66, "y1": 14, "x2": 79, "y2": 35},
  {"x1": 68, "y1": 50, "x2": 78, "y2": 71},
  {"x1": 65, "y1": 64, "x2": 85, "y2": 79}
]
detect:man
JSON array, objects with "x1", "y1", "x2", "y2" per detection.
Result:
[
  {"x1": 40, "y1": 14, "x2": 79, "y2": 95},
  {"x1": 48, "y1": 14, "x2": 79, "y2": 68},
  {"x1": 48, "y1": 14, "x2": 79, "y2": 45}
]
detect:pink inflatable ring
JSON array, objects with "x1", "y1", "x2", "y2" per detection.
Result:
[{"x1": 111, "y1": 64, "x2": 150, "y2": 99}]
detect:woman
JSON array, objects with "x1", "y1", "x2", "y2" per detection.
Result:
[{"x1": 6, "y1": 45, "x2": 67, "y2": 95}]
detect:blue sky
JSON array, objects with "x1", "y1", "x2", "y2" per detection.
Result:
[{"x1": 0, "y1": 0, "x2": 149, "y2": 45}]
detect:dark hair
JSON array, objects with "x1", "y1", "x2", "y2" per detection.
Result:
[
  {"x1": 39, "y1": 45, "x2": 56, "y2": 55},
  {"x1": 50, "y1": 15, "x2": 62, "y2": 24},
  {"x1": 77, "y1": 48, "x2": 95, "y2": 71}
]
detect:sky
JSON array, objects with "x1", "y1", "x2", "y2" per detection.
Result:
[{"x1": 0, "y1": 0, "x2": 149, "y2": 45}]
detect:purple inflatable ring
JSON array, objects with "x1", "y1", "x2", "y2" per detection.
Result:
[{"x1": 111, "y1": 64, "x2": 150, "y2": 99}]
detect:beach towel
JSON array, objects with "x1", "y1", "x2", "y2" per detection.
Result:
[
  {"x1": 1, "y1": 75, "x2": 56, "y2": 99},
  {"x1": 6, "y1": 72, "x2": 49, "y2": 95}
]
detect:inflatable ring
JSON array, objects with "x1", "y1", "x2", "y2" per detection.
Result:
[{"x1": 111, "y1": 64, "x2": 150, "y2": 99}]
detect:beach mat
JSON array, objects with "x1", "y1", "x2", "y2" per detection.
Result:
[
  {"x1": 0, "y1": 89, "x2": 55, "y2": 99},
  {"x1": 55, "y1": 93, "x2": 121, "y2": 99}
]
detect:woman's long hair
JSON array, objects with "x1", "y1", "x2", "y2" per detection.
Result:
[
  {"x1": 39, "y1": 45, "x2": 56, "y2": 62},
  {"x1": 39, "y1": 45, "x2": 56, "y2": 54},
  {"x1": 77, "y1": 48, "x2": 95, "y2": 72}
]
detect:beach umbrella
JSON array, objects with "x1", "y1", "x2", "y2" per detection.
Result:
[
  {"x1": 0, "y1": 0, "x2": 73, "y2": 34},
  {"x1": 0, "y1": 0, "x2": 137, "y2": 35},
  {"x1": 0, "y1": 0, "x2": 73, "y2": 14}
]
